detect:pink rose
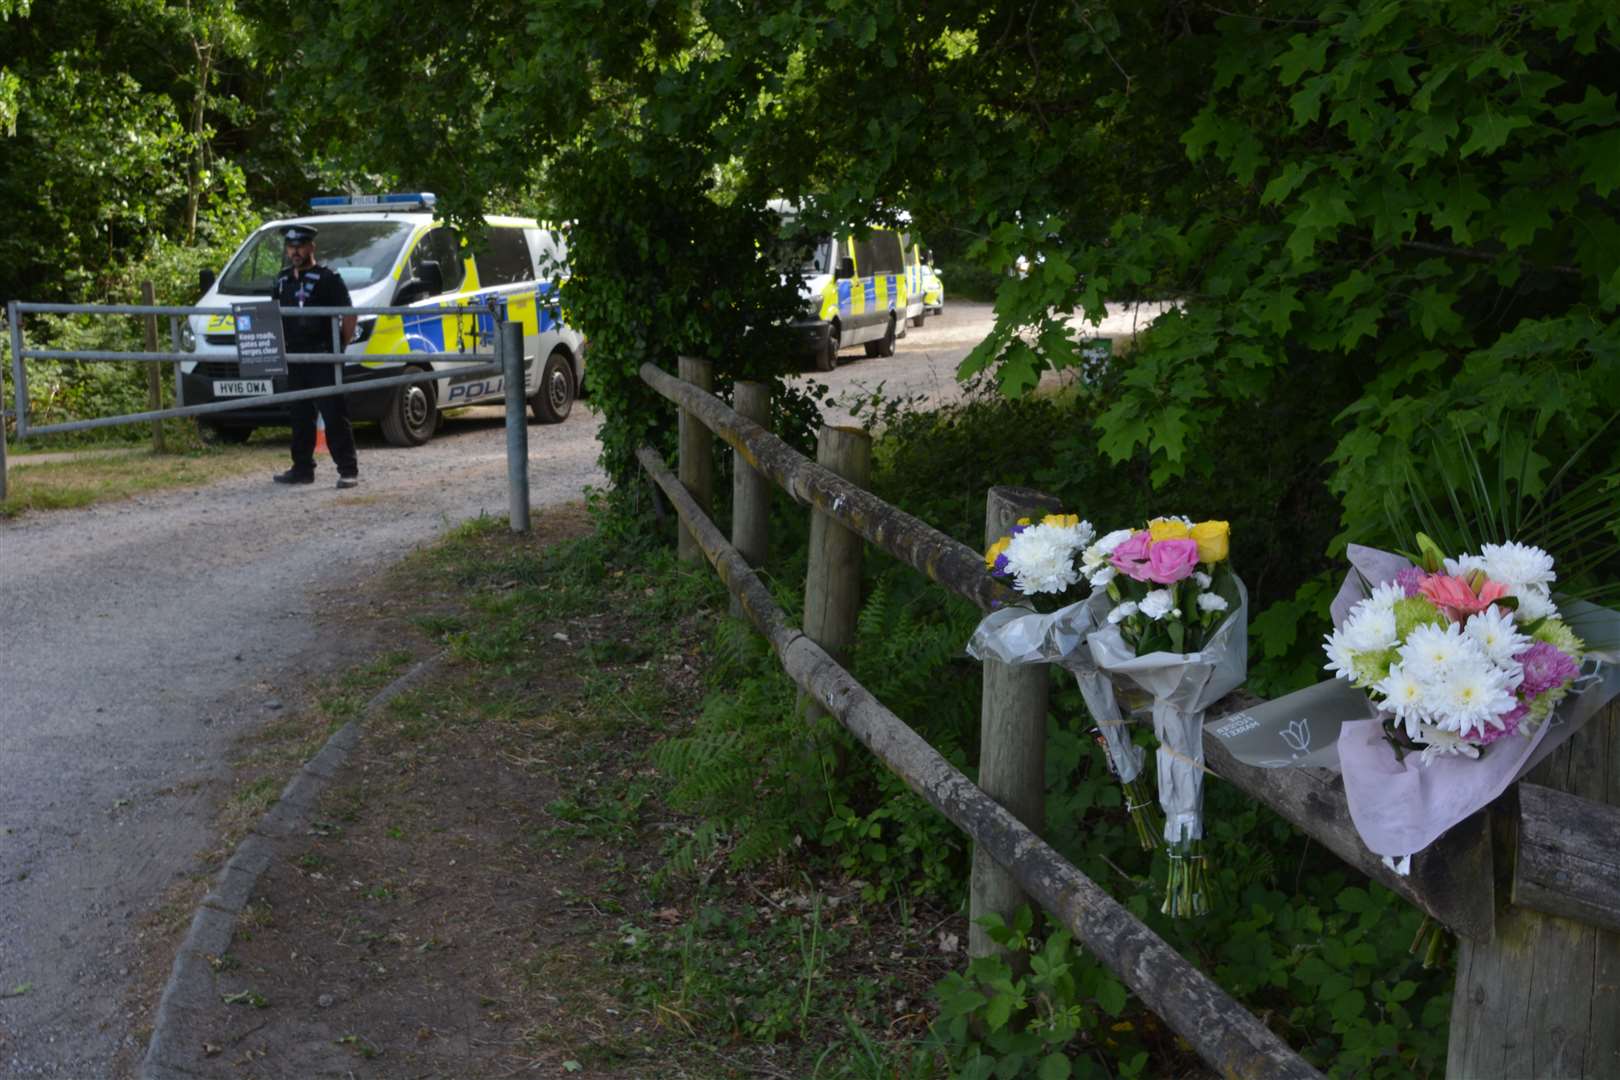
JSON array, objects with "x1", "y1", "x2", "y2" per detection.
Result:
[
  {"x1": 1146, "y1": 539, "x2": 1200, "y2": 584},
  {"x1": 1109, "y1": 530, "x2": 1155, "y2": 581}
]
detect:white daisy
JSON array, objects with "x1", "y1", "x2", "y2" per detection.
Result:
[
  {"x1": 1416, "y1": 725, "x2": 1482, "y2": 766},
  {"x1": 1341, "y1": 604, "x2": 1398, "y2": 652},
  {"x1": 1399, "y1": 621, "x2": 1471, "y2": 680},
  {"x1": 1139, "y1": 589, "x2": 1175, "y2": 620},
  {"x1": 1508, "y1": 584, "x2": 1556, "y2": 623},
  {"x1": 1082, "y1": 529, "x2": 1136, "y2": 570},
  {"x1": 1464, "y1": 606, "x2": 1529, "y2": 668},
  {"x1": 1372, "y1": 664, "x2": 1428, "y2": 738},
  {"x1": 1362, "y1": 581, "x2": 1407, "y2": 614},
  {"x1": 1323, "y1": 628, "x2": 1356, "y2": 680},
  {"x1": 1429, "y1": 662, "x2": 1518, "y2": 737}
]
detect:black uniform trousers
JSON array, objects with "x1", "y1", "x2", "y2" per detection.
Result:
[{"x1": 287, "y1": 358, "x2": 359, "y2": 478}]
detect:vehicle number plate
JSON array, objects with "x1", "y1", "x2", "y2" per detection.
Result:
[{"x1": 213, "y1": 379, "x2": 273, "y2": 396}]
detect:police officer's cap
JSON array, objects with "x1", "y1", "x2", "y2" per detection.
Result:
[{"x1": 280, "y1": 224, "x2": 319, "y2": 244}]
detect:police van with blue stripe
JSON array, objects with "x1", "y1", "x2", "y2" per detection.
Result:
[{"x1": 180, "y1": 193, "x2": 585, "y2": 446}]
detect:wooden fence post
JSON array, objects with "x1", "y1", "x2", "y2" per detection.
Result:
[
  {"x1": 729, "y1": 381, "x2": 770, "y2": 619},
  {"x1": 969, "y1": 486, "x2": 1064, "y2": 960},
  {"x1": 676, "y1": 355, "x2": 713, "y2": 563},
  {"x1": 1447, "y1": 697, "x2": 1620, "y2": 1078},
  {"x1": 141, "y1": 281, "x2": 165, "y2": 452},
  {"x1": 802, "y1": 425, "x2": 870, "y2": 666}
]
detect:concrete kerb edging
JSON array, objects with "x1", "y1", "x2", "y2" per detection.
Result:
[{"x1": 139, "y1": 653, "x2": 444, "y2": 1080}]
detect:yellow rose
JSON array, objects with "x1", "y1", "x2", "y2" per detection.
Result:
[
  {"x1": 1189, "y1": 520, "x2": 1230, "y2": 563},
  {"x1": 985, "y1": 535, "x2": 1012, "y2": 569},
  {"x1": 1041, "y1": 513, "x2": 1080, "y2": 528},
  {"x1": 1148, "y1": 518, "x2": 1191, "y2": 541}
]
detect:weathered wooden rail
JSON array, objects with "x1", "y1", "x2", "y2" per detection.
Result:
[{"x1": 638, "y1": 357, "x2": 1620, "y2": 1078}]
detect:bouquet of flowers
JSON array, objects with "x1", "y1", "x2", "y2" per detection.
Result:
[
  {"x1": 1324, "y1": 536, "x2": 1585, "y2": 764},
  {"x1": 1078, "y1": 518, "x2": 1245, "y2": 916},
  {"x1": 1314, "y1": 535, "x2": 1620, "y2": 876},
  {"x1": 969, "y1": 513, "x2": 1248, "y2": 917}
]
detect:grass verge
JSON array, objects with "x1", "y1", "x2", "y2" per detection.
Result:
[{"x1": 2, "y1": 441, "x2": 282, "y2": 517}]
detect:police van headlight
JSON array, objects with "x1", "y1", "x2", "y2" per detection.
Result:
[
  {"x1": 180, "y1": 322, "x2": 196, "y2": 352},
  {"x1": 351, "y1": 317, "x2": 376, "y2": 345}
]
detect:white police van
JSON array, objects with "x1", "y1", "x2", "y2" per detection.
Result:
[{"x1": 180, "y1": 193, "x2": 585, "y2": 446}]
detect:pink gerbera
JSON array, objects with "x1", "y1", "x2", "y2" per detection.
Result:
[{"x1": 1419, "y1": 573, "x2": 1510, "y2": 622}]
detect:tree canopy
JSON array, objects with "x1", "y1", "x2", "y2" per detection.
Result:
[{"x1": 7, "y1": 0, "x2": 1617, "y2": 585}]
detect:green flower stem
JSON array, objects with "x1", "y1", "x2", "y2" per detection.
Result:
[
  {"x1": 1161, "y1": 834, "x2": 1212, "y2": 918},
  {"x1": 1122, "y1": 776, "x2": 1161, "y2": 851}
]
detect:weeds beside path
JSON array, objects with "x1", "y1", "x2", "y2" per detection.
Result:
[{"x1": 142, "y1": 503, "x2": 957, "y2": 1078}]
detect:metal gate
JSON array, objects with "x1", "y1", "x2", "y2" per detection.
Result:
[{"x1": 2, "y1": 299, "x2": 535, "y2": 530}]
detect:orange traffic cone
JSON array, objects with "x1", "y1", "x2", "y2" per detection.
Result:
[{"x1": 314, "y1": 413, "x2": 329, "y2": 456}]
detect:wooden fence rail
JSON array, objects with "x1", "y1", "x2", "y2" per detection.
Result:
[
  {"x1": 638, "y1": 359, "x2": 1620, "y2": 1078},
  {"x1": 636, "y1": 444, "x2": 1321, "y2": 1079}
]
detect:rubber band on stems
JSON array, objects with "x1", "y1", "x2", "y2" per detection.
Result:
[{"x1": 1096, "y1": 733, "x2": 1161, "y2": 851}]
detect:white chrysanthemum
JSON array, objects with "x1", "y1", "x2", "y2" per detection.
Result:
[
  {"x1": 1373, "y1": 664, "x2": 1428, "y2": 737},
  {"x1": 1508, "y1": 584, "x2": 1557, "y2": 623},
  {"x1": 1464, "y1": 606, "x2": 1530, "y2": 668},
  {"x1": 1107, "y1": 601, "x2": 1139, "y2": 625},
  {"x1": 1416, "y1": 724, "x2": 1482, "y2": 766},
  {"x1": 1139, "y1": 589, "x2": 1175, "y2": 620},
  {"x1": 1194, "y1": 571, "x2": 1212, "y2": 589},
  {"x1": 1480, "y1": 541, "x2": 1556, "y2": 589},
  {"x1": 1048, "y1": 519, "x2": 1096, "y2": 553},
  {"x1": 1088, "y1": 566, "x2": 1117, "y2": 589},
  {"x1": 1443, "y1": 553, "x2": 1486, "y2": 577},
  {"x1": 1003, "y1": 527, "x2": 1081, "y2": 596},
  {"x1": 1323, "y1": 628, "x2": 1356, "y2": 680},
  {"x1": 1427, "y1": 663, "x2": 1518, "y2": 738},
  {"x1": 1362, "y1": 581, "x2": 1407, "y2": 615},
  {"x1": 1399, "y1": 621, "x2": 1472, "y2": 679},
  {"x1": 1341, "y1": 604, "x2": 1398, "y2": 652},
  {"x1": 1197, "y1": 592, "x2": 1228, "y2": 613}
]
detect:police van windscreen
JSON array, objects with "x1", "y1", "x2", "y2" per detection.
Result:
[
  {"x1": 216, "y1": 221, "x2": 414, "y2": 295},
  {"x1": 798, "y1": 236, "x2": 835, "y2": 275}
]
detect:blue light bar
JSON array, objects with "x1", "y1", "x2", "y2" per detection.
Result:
[{"x1": 307, "y1": 193, "x2": 438, "y2": 213}]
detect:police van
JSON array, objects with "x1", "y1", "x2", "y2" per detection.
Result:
[
  {"x1": 900, "y1": 233, "x2": 943, "y2": 329},
  {"x1": 180, "y1": 193, "x2": 585, "y2": 446},
  {"x1": 776, "y1": 203, "x2": 908, "y2": 372}
]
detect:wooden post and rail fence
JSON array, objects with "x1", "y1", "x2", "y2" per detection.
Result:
[{"x1": 637, "y1": 356, "x2": 1620, "y2": 1078}]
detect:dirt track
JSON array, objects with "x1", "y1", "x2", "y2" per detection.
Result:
[{"x1": 0, "y1": 300, "x2": 1165, "y2": 1074}]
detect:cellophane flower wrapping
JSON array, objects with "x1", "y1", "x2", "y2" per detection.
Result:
[
  {"x1": 968, "y1": 515, "x2": 1249, "y2": 915},
  {"x1": 1078, "y1": 575, "x2": 1249, "y2": 915},
  {"x1": 1324, "y1": 541, "x2": 1616, "y2": 861}
]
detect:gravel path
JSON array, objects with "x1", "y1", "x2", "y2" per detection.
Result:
[{"x1": 0, "y1": 300, "x2": 1160, "y2": 1074}]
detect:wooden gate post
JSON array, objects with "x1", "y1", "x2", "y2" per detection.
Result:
[
  {"x1": 802, "y1": 425, "x2": 870, "y2": 667},
  {"x1": 969, "y1": 486, "x2": 1064, "y2": 961},
  {"x1": 675, "y1": 356, "x2": 714, "y2": 564},
  {"x1": 1447, "y1": 698, "x2": 1620, "y2": 1077},
  {"x1": 141, "y1": 281, "x2": 165, "y2": 452},
  {"x1": 729, "y1": 381, "x2": 770, "y2": 619}
]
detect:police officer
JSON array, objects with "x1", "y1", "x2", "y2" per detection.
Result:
[{"x1": 271, "y1": 223, "x2": 361, "y2": 488}]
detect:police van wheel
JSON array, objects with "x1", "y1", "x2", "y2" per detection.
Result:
[
  {"x1": 201, "y1": 422, "x2": 254, "y2": 445},
  {"x1": 529, "y1": 349, "x2": 574, "y2": 424},
  {"x1": 910, "y1": 312, "x2": 925, "y2": 328},
  {"x1": 381, "y1": 370, "x2": 437, "y2": 447},
  {"x1": 864, "y1": 316, "x2": 897, "y2": 358},
  {"x1": 814, "y1": 328, "x2": 838, "y2": 372}
]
